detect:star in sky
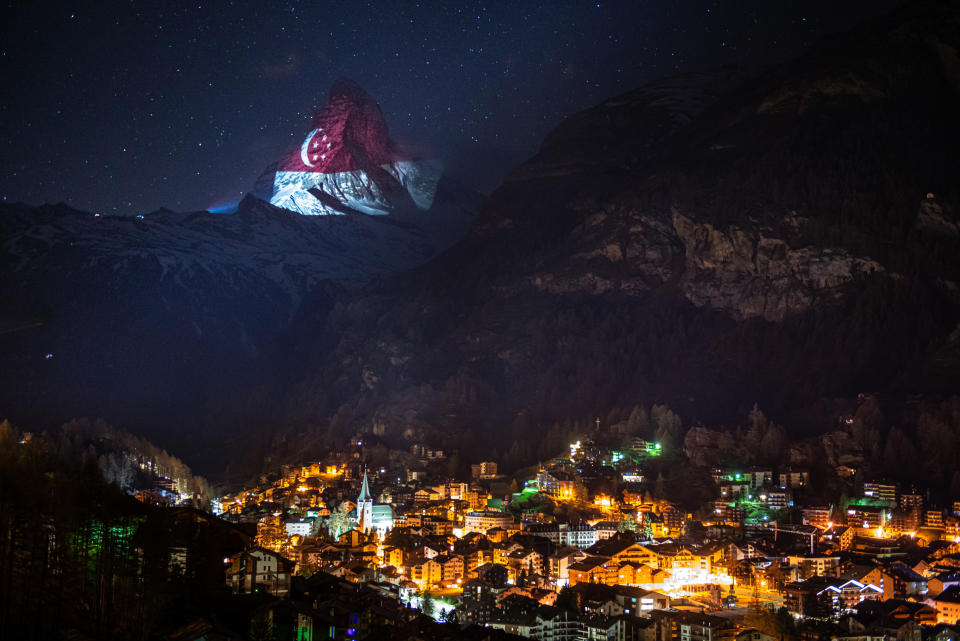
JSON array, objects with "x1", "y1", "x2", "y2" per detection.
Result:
[{"x1": 0, "y1": 0, "x2": 901, "y2": 213}]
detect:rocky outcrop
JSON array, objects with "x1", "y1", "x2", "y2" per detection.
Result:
[
  {"x1": 683, "y1": 426, "x2": 742, "y2": 468},
  {"x1": 523, "y1": 201, "x2": 888, "y2": 321},
  {"x1": 672, "y1": 211, "x2": 883, "y2": 321},
  {"x1": 819, "y1": 431, "x2": 866, "y2": 469},
  {"x1": 915, "y1": 195, "x2": 959, "y2": 238}
]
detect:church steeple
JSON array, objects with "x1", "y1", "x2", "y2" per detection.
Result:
[
  {"x1": 358, "y1": 469, "x2": 372, "y2": 503},
  {"x1": 357, "y1": 469, "x2": 373, "y2": 534}
]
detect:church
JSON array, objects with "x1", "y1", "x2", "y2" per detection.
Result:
[{"x1": 351, "y1": 470, "x2": 394, "y2": 538}]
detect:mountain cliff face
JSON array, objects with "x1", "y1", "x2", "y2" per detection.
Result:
[{"x1": 272, "y1": 1, "x2": 960, "y2": 456}]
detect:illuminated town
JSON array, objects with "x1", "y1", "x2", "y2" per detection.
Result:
[{"x1": 138, "y1": 424, "x2": 960, "y2": 641}]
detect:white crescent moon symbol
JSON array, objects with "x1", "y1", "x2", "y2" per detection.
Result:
[{"x1": 300, "y1": 128, "x2": 320, "y2": 168}]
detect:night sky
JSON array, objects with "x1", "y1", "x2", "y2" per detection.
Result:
[{"x1": 0, "y1": 0, "x2": 902, "y2": 215}]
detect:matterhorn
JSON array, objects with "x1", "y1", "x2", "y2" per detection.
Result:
[{"x1": 254, "y1": 78, "x2": 447, "y2": 219}]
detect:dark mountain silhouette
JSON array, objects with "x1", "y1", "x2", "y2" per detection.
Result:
[{"x1": 258, "y1": 0, "x2": 960, "y2": 466}]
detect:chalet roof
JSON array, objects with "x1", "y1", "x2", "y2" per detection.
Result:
[
  {"x1": 666, "y1": 611, "x2": 734, "y2": 628},
  {"x1": 862, "y1": 598, "x2": 924, "y2": 614},
  {"x1": 477, "y1": 562, "x2": 509, "y2": 574},
  {"x1": 785, "y1": 576, "x2": 838, "y2": 593},
  {"x1": 535, "y1": 605, "x2": 574, "y2": 622},
  {"x1": 487, "y1": 611, "x2": 538, "y2": 626},
  {"x1": 937, "y1": 586, "x2": 960, "y2": 604},
  {"x1": 542, "y1": 468, "x2": 580, "y2": 482},
  {"x1": 586, "y1": 536, "x2": 639, "y2": 557},
  {"x1": 232, "y1": 546, "x2": 296, "y2": 568},
  {"x1": 931, "y1": 571, "x2": 960, "y2": 583},
  {"x1": 526, "y1": 523, "x2": 595, "y2": 533},
  {"x1": 568, "y1": 582, "x2": 618, "y2": 601},
  {"x1": 697, "y1": 541, "x2": 726, "y2": 555},
  {"x1": 584, "y1": 613, "x2": 617, "y2": 630},
  {"x1": 612, "y1": 585, "x2": 660, "y2": 598},
  {"x1": 883, "y1": 561, "x2": 926, "y2": 582},
  {"x1": 840, "y1": 564, "x2": 878, "y2": 582},
  {"x1": 437, "y1": 554, "x2": 463, "y2": 565},
  {"x1": 569, "y1": 557, "x2": 609, "y2": 572}
]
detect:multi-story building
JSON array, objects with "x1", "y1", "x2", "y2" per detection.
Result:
[
  {"x1": 476, "y1": 563, "x2": 509, "y2": 587},
  {"x1": 863, "y1": 482, "x2": 897, "y2": 506},
  {"x1": 627, "y1": 438, "x2": 662, "y2": 456},
  {"x1": 568, "y1": 557, "x2": 610, "y2": 585},
  {"x1": 460, "y1": 578, "x2": 506, "y2": 624},
  {"x1": 801, "y1": 506, "x2": 832, "y2": 528},
  {"x1": 762, "y1": 491, "x2": 791, "y2": 511},
  {"x1": 284, "y1": 517, "x2": 318, "y2": 538},
  {"x1": 785, "y1": 554, "x2": 841, "y2": 580},
  {"x1": 779, "y1": 468, "x2": 810, "y2": 489},
  {"x1": 946, "y1": 516, "x2": 960, "y2": 541},
  {"x1": 861, "y1": 562, "x2": 928, "y2": 600},
  {"x1": 534, "y1": 609, "x2": 586, "y2": 641},
  {"x1": 593, "y1": 522, "x2": 620, "y2": 541},
  {"x1": 588, "y1": 616, "x2": 656, "y2": 641},
  {"x1": 548, "y1": 547, "x2": 587, "y2": 585},
  {"x1": 888, "y1": 508, "x2": 921, "y2": 535},
  {"x1": 661, "y1": 505, "x2": 686, "y2": 534},
  {"x1": 508, "y1": 548, "x2": 544, "y2": 577},
  {"x1": 409, "y1": 557, "x2": 442, "y2": 587},
  {"x1": 226, "y1": 547, "x2": 294, "y2": 596},
  {"x1": 900, "y1": 492, "x2": 924, "y2": 510},
  {"x1": 464, "y1": 510, "x2": 515, "y2": 534},
  {"x1": 847, "y1": 505, "x2": 886, "y2": 529},
  {"x1": 783, "y1": 580, "x2": 830, "y2": 618},
  {"x1": 587, "y1": 538, "x2": 661, "y2": 571},
  {"x1": 935, "y1": 586, "x2": 960, "y2": 624},
  {"x1": 434, "y1": 554, "x2": 464, "y2": 585},
  {"x1": 651, "y1": 611, "x2": 735, "y2": 641},
  {"x1": 471, "y1": 461, "x2": 499, "y2": 479},
  {"x1": 926, "y1": 509, "x2": 945, "y2": 529},
  {"x1": 823, "y1": 525, "x2": 854, "y2": 551},
  {"x1": 746, "y1": 468, "x2": 774, "y2": 489},
  {"x1": 526, "y1": 523, "x2": 599, "y2": 549},
  {"x1": 445, "y1": 481, "x2": 470, "y2": 499},
  {"x1": 718, "y1": 482, "x2": 750, "y2": 501},
  {"x1": 537, "y1": 466, "x2": 586, "y2": 501},
  {"x1": 678, "y1": 613, "x2": 735, "y2": 641},
  {"x1": 817, "y1": 579, "x2": 883, "y2": 614}
]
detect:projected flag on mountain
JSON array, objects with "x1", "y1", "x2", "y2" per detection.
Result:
[{"x1": 266, "y1": 79, "x2": 440, "y2": 217}]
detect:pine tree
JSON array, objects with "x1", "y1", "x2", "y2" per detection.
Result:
[{"x1": 421, "y1": 592, "x2": 436, "y2": 619}]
